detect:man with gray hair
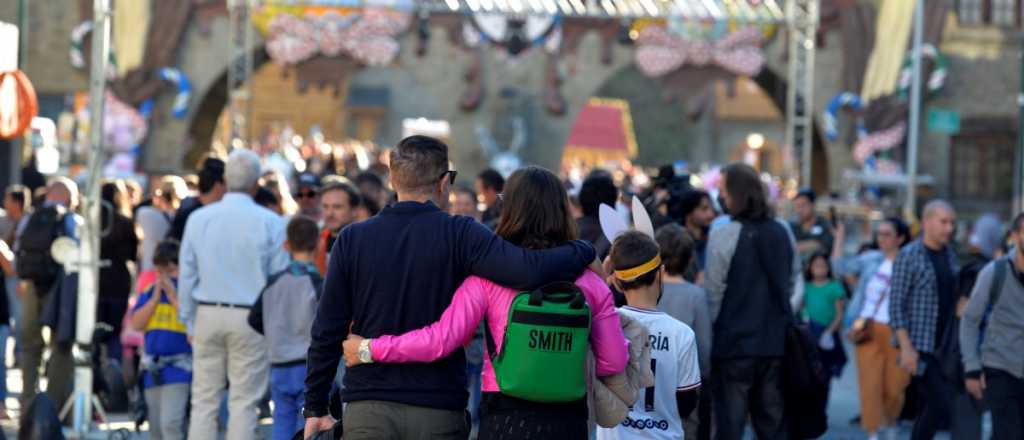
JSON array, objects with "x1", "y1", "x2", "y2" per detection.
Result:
[
  {"x1": 890, "y1": 199, "x2": 960, "y2": 440},
  {"x1": 13, "y1": 177, "x2": 82, "y2": 409},
  {"x1": 179, "y1": 149, "x2": 289, "y2": 440}
]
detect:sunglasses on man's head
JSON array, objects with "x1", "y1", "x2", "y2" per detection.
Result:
[
  {"x1": 439, "y1": 170, "x2": 458, "y2": 185},
  {"x1": 296, "y1": 191, "x2": 317, "y2": 199}
]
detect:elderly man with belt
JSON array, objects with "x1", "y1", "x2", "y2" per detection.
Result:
[{"x1": 178, "y1": 149, "x2": 289, "y2": 440}]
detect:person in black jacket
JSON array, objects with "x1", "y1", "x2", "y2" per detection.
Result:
[
  {"x1": 705, "y1": 163, "x2": 800, "y2": 440},
  {"x1": 304, "y1": 136, "x2": 597, "y2": 439}
]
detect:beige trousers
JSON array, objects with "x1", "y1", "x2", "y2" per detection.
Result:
[
  {"x1": 855, "y1": 323, "x2": 911, "y2": 434},
  {"x1": 187, "y1": 306, "x2": 268, "y2": 440}
]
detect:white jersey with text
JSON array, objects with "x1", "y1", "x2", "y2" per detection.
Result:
[{"x1": 597, "y1": 306, "x2": 701, "y2": 440}]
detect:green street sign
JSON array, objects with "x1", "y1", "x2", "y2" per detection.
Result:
[{"x1": 927, "y1": 108, "x2": 960, "y2": 134}]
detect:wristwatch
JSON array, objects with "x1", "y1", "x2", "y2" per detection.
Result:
[
  {"x1": 358, "y1": 339, "x2": 374, "y2": 364},
  {"x1": 303, "y1": 406, "x2": 327, "y2": 418}
]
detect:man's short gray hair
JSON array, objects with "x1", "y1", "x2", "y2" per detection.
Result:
[
  {"x1": 923, "y1": 199, "x2": 954, "y2": 220},
  {"x1": 225, "y1": 149, "x2": 263, "y2": 192}
]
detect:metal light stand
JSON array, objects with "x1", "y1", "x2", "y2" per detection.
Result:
[
  {"x1": 228, "y1": 0, "x2": 256, "y2": 148},
  {"x1": 785, "y1": 0, "x2": 819, "y2": 188},
  {"x1": 64, "y1": 0, "x2": 110, "y2": 437}
]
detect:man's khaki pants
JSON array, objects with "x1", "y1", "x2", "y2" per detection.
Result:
[
  {"x1": 344, "y1": 400, "x2": 469, "y2": 440},
  {"x1": 187, "y1": 306, "x2": 268, "y2": 440},
  {"x1": 19, "y1": 281, "x2": 73, "y2": 410}
]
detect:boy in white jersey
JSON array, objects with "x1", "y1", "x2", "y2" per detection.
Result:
[{"x1": 598, "y1": 231, "x2": 701, "y2": 440}]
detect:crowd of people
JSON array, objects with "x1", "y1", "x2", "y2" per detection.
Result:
[{"x1": 0, "y1": 134, "x2": 1022, "y2": 440}]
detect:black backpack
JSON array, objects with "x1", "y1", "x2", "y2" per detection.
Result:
[{"x1": 16, "y1": 205, "x2": 66, "y2": 287}]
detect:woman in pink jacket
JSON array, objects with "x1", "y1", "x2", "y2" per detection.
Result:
[{"x1": 344, "y1": 166, "x2": 628, "y2": 440}]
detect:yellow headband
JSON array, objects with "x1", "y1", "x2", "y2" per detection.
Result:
[{"x1": 614, "y1": 254, "x2": 662, "y2": 281}]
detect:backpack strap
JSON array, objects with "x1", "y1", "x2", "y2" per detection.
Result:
[
  {"x1": 528, "y1": 282, "x2": 585, "y2": 307},
  {"x1": 484, "y1": 319, "x2": 498, "y2": 362},
  {"x1": 980, "y1": 257, "x2": 1010, "y2": 341},
  {"x1": 989, "y1": 257, "x2": 1009, "y2": 310}
]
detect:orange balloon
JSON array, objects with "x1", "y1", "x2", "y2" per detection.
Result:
[{"x1": 0, "y1": 70, "x2": 39, "y2": 140}]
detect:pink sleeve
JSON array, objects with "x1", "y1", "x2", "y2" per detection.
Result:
[
  {"x1": 580, "y1": 272, "x2": 629, "y2": 377},
  {"x1": 371, "y1": 277, "x2": 489, "y2": 363}
]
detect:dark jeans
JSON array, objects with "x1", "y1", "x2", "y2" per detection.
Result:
[
  {"x1": 478, "y1": 393, "x2": 587, "y2": 440},
  {"x1": 712, "y1": 357, "x2": 786, "y2": 440},
  {"x1": 911, "y1": 354, "x2": 956, "y2": 440},
  {"x1": 985, "y1": 368, "x2": 1024, "y2": 440},
  {"x1": 343, "y1": 400, "x2": 469, "y2": 440}
]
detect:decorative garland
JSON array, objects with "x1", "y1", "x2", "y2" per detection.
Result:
[
  {"x1": 70, "y1": 21, "x2": 118, "y2": 74},
  {"x1": 822, "y1": 92, "x2": 866, "y2": 142},
  {"x1": 897, "y1": 44, "x2": 948, "y2": 98},
  {"x1": 463, "y1": 14, "x2": 562, "y2": 56}
]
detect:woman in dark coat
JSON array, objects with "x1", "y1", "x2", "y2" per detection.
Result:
[{"x1": 98, "y1": 180, "x2": 139, "y2": 361}]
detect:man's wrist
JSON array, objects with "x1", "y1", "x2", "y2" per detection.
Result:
[{"x1": 359, "y1": 338, "x2": 374, "y2": 364}]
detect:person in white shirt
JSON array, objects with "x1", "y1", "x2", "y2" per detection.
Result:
[
  {"x1": 178, "y1": 149, "x2": 289, "y2": 440},
  {"x1": 598, "y1": 231, "x2": 701, "y2": 440}
]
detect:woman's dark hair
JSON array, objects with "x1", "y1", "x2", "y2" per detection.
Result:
[
  {"x1": 722, "y1": 163, "x2": 771, "y2": 221},
  {"x1": 804, "y1": 250, "x2": 834, "y2": 282},
  {"x1": 101, "y1": 180, "x2": 131, "y2": 225},
  {"x1": 494, "y1": 166, "x2": 577, "y2": 250},
  {"x1": 152, "y1": 240, "x2": 180, "y2": 268},
  {"x1": 254, "y1": 186, "x2": 279, "y2": 210},
  {"x1": 880, "y1": 216, "x2": 911, "y2": 248},
  {"x1": 611, "y1": 231, "x2": 662, "y2": 290},
  {"x1": 579, "y1": 173, "x2": 618, "y2": 218},
  {"x1": 655, "y1": 224, "x2": 694, "y2": 277}
]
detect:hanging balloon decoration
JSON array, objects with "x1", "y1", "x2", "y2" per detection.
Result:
[
  {"x1": 634, "y1": 25, "x2": 765, "y2": 78},
  {"x1": 0, "y1": 70, "x2": 39, "y2": 140},
  {"x1": 852, "y1": 122, "x2": 906, "y2": 169},
  {"x1": 262, "y1": 7, "x2": 411, "y2": 67},
  {"x1": 76, "y1": 92, "x2": 149, "y2": 176}
]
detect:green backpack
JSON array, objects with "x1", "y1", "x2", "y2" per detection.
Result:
[{"x1": 485, "y1": 282, "x2": 592, "y2": 403}]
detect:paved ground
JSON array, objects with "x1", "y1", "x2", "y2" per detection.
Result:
[{"x1": 0, "y1": 341, "x2": 990, "y2": 439}]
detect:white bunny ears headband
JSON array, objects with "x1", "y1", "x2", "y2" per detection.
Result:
[
  {"x1": 599, "y1": 196, "x2": 660, "y2": 282},
  {"x1": 599, "y1": 195, "x2": 655, "y2": 243}
]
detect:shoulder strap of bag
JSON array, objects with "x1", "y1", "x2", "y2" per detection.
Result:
[
  {"x1": 868, "y1": 276, "x2": 890, "y2": 320},
  {"x1": 484, "y1": 318, "x2": 498, "y2": 362}
]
